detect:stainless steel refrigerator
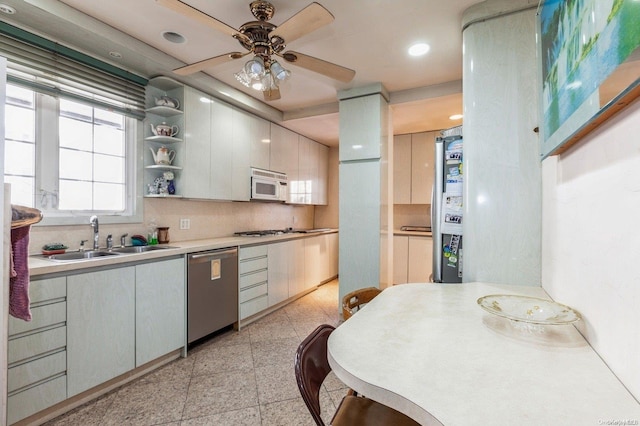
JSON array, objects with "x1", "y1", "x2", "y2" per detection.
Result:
[{"x1": 432, "y1": 126, "x2": 463, "y2": 283}]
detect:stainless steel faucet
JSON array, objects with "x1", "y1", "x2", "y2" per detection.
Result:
[
  {"x1": 106, "y1": 234, "x2": 113, "y2": 250},
  {"x1": 90, "y1": 215, "x2": 99, "y2": 250},
  {"x1": 120, "y1": 233, "x2": 128, "y2": 247}
]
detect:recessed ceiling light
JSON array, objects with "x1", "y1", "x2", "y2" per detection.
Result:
[
  {"x1": 449, "y1": 114, "x2": 463, "y2": 120},
  {"x1": 162, "y1": 31, "x2": 186, "y2": 44},
  {"x1": 0, "y1": 4, "x2": 16, "y2": 14},
  {"x1": 109, "y1": 51, "x2": 123, "y2": 59},
  {"x1": 408, "y1": 43, "x2": 430, "y2": 57}
]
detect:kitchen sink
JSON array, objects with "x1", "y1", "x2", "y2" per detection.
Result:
[
  {"x1": 41, "y1": 245, "x2": 177, "y2": 262},
  {"x1": 45, "y1": 250, "x2": 121, "y2": 262},
  {"x1": 110, "y1": 245, "x2": 175, "y2": 254}
]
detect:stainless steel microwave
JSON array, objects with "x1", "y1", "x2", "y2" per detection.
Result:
[{"x1": 250, "y1": 168, "x2": 288, "y2": 202}]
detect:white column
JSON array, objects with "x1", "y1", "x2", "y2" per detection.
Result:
[
  {"x1": 337, "y1": 84, "x2": 392, "y2": 307},
  {"x1": 462, "y1": 1, "x2": 541, "y2": 285}
]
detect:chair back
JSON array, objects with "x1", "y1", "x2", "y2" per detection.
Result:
[
  {"x1": 295, "y1": 324, "x2": 336, "y2": 426},
  {"x1": 342, "y1": 287, "x2": 382, "y2": 320}
]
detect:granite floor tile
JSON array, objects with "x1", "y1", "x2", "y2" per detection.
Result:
[
  {"x1": 260, "y1": 393, "x2": 336, "y2": 426},
  {"x1": 255, "y1": 362, "x2": 302, "y2": 404},
  {"x1": 192, "y1": 342, "x2": 253, "y2": 376},
  {"x1": 180, "y1": 406, "x2": 261, "y2": 425},
  {"x1": 188, "y1": 327, "x2": 251, "y2": 354},
  {"x1": 251, "y1": 336, "x2": 301, "y2": 368},
  {"x1": 101, "y1": 379, "x2": 189, "y2": 426},
  {"x1": 247, "y1": 320, "x2": 298, "y2": 343},
  {"x1": 182, "y1": 369, "x2": 258, "y2": 419},
  {"x1": 42, "y1": 391, "x2": 118, "y2": 426},
  {"x1": 137, "y1": 355, "x2": 196, "y2": 385}
]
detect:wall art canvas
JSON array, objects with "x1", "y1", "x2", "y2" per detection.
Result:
[{"x1": 540, "y1": 0, "x2": 640, "y2": 157}]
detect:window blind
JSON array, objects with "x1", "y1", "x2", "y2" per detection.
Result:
[{"x1": 0, "y1": 22, "x2": 148, "y2": 119}]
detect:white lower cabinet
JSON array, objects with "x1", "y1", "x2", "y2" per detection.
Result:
[
  {"x1": 67, "y1": 267, "x2": 136, "y2": 397},
  {"x1": 408, "y1": 236, "x2": 433, "y2": 282},
  {"x1": 394, "y1": 235, "x2": 433, "y2": 284},
  {"x1": 393, "y1": 236, "x2": 409, "y2": 284},
  {"x1": 135, "y1": 257, "x2": 186, "y2": 366},
  {"x1": 268, "y1": 242, "x2": 290, "y2": 306},
  {"x1": 241, "y1": 235, "x2": 337, "y2": 323},
  {"x1": 288, "y1": 239, "x2": 306, "y2": 297},
  {"x1": 239, "y1": 245, "x2": 269, "y2": 320},
  {"x1": 7, "y1": 277, "x2": 67, "y2": 425}
]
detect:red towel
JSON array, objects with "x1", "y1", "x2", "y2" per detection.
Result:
[{"x1": 10, "y1": 225, "x2": 31, "y2": 321}]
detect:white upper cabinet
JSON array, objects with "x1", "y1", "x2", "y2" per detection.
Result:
[
  {"x1": 270, "y1": 124, "x2": 299, "y2": 204},
  {"x1": 153, "y1": 79, "x2": 327, "y2": 204},
  {"x1": 182, "y1": 87, "x2": 211, "y2": 199},
  {"x1": 210, "y1": 99, "x2": 234, "y2": 200},
  {"x1": 316, "y1": 143, "x2": 329, "y2": 205},
  {"x1": 393, "y1": 134, "x2": 412, "y2": 204},
  {"x1": 181, "y1": 88, "x2": 234, "y2": 200},
  {"x1": 297, "y1": 136, "x2": 328, "y2": 205},
  {"x1": 393, "y1": 131, "x2": 436, "y2": 205},
  {"x1": 411, "y1": 132, "x2": 435, "y2": 204},
  {"x1": 231, "y1": 109, "x2": 271, "y2": 201}
]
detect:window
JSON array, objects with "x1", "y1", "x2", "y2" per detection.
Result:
[
  {"x1": 3, "y1": 83, "x2": 141, "y2": 224},
  {"x1": 1, "y1": 25, "x2": 147, "y2": 225},
  {"x1": 4, "y1": 84, "x2": 35, "y2": 208}
]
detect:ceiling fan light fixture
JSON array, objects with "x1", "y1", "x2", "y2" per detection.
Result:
[
  {"x1": 244, "y1": 56, "x2": 266, "y2": 79},
  {"x1": 270, "y1": 60, "x2": 290, "y2": 81},
  {"x1": 234, "y1": 70, "x2": 252, "y2": 88}
]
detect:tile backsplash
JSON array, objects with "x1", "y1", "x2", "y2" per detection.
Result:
[{"x1": 29, "y1": 198, "x2": 314, "y2": 255}]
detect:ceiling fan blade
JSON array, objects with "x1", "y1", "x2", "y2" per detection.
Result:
[
  {"x1": 270, "y1": 2, "x2": 334, "y2": 44},
  {"x1": 263, "y1": 87, "x2": 281, "y2": 101},
  {"x1": 282, "y1": 51, "x2": 355, "y2": 83},
  {"x1": 173, "y1": 52, "x2": 243, "y2": 76},
  {"x1": 156, "y1": 0, "x2": 239, "y2": 37}
]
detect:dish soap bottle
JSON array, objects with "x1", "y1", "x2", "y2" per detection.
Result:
[{"x1": 148, "y1": 218, "x2": 158, "y2": 245}]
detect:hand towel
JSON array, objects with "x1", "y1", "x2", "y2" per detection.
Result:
[{"x1": 10, "y1": 224, "x2": 32, "y2": 321}]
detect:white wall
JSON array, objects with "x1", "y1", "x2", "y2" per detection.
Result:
[{"x1": 542, "y1": 97, "x2": 640, "y2": 400}]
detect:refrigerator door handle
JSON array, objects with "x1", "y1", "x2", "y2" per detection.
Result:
[{"x1": 433, "y1": 138, "x2": 444, "y2": 283}]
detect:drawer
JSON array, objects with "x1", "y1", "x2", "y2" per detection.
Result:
[
  {"x1": 8, "y1": 375, "x2": 66, "y2": 425},
  {"x1": 9, "y1": 301, "x2": 66, "y2": 336},
  {"x1": 239, "y1": 245, "x2": 268, "y2": 261},
  {"x1": 239, "y1": 270, "x2": 268, "y2": 290},
  {"x1": 8, "y1": 350, "x2": 66, "y2": 393},
  {"x1": 240, "y1": 295, "x2": 268, "y2": 320},
  {"x1": 240, "y1": 283, "x2": 268, "y2": 303},
  {"x1": 239, "y1": 257, "x2": 268, "y2": 275},
  {"x1": 29, "y1": 277, "x2": 66, "y2": 304},
  {"x1": 9, "y1": 326, "x2": 66, "y2": 365}
]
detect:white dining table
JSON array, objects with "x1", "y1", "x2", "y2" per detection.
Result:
[{"x1": 327, "y1": 282, "x2": 640, "y2": 425}]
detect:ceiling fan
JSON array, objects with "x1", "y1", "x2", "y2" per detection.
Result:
[{"x1": 156, "y1": 0, "x2": 356, "y2": 101}]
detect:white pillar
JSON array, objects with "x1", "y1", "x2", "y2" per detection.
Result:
[
  {"x1": 462, "y1": 1, "x2": 542, "y2": 285},
  {"x1": 337, "y1": 84, "x2": 392, "y2": 306}
]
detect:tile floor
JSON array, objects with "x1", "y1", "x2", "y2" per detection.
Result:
[{"x1": 44, "y1": 279, "x2": 348, "y2": 426}]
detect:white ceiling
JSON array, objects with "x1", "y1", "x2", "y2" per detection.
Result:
[{"x1": 1, "y1": 0, "x2": 480, "y2": 145}]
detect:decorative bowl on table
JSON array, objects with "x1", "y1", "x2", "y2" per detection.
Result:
[{"x1": 477, "y1": 294, "x2": 582, "y2": 325}]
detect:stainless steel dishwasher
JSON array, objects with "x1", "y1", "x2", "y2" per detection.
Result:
[{"x1": 188, "y1": 247, "x2": 238, "y2": 344}]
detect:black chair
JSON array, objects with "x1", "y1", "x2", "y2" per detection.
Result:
[{"x1": 295, "y1": 324, "x2": 421, "y2": 426}]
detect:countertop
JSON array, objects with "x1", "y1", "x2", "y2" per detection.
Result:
[
  {"x1": 28, "y1": 228, "x2": 338, "y2": 277},
  {"x1": 393, "y1": 229, "x2": 432, "y2": 237},
  {"x1": 328, "y1": 283, "x2": 640, "y2": 425}
]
